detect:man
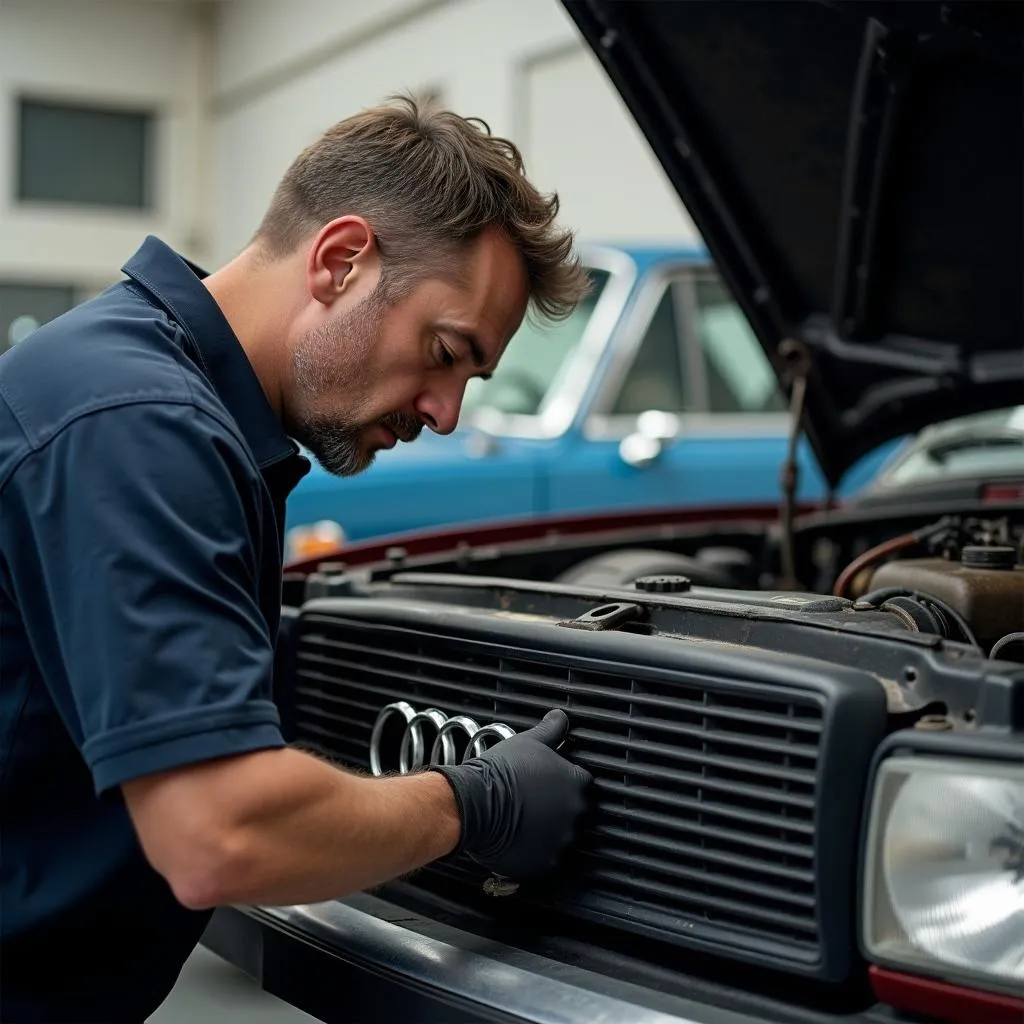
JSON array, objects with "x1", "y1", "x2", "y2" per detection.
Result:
[{"x1": 0, "y1": 95, "x2": 593, "y2": 1022}]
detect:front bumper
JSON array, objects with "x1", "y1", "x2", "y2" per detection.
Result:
[{"x1": 201, "y1": 894, "x2": 890, "y2": 1024}]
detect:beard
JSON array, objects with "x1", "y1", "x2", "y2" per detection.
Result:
[{"x1": 288, "y1": 286, "x2": 422, "y2": 477}]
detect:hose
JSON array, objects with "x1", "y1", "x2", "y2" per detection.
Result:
[
  {"x1": 990, "y1": 632, "x2": 1024, "y2": 661},
  {"x1": 832, "y1": 516, "x2": 959, "y2": 599},
  {"x1": 833, "y1": 533, "x2": 918, "y2": 598}
]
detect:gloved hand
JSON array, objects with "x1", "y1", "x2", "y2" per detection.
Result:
[{"x1": 428, "y1": 709, "x2": 593, "y2": 878}]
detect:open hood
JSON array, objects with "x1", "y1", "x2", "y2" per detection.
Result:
[{"x1": 562, "y1": 0, "x2": 1023, "y2": 487}]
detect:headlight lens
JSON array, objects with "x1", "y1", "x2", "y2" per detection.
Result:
[{"x1": 862, "y1": 756, "x2": 1024, "y2": 992}]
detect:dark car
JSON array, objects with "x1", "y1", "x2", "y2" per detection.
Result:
[{"x1": 202, "y1": 3, "x2": 1024, "y2": 1023}]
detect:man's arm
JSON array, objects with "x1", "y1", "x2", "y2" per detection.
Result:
[
  {"x1": 123, "y1": 746, "x2": 461, "y2": 909},
  {"x1": 2, "y1": 399, "x2": 591, "y2": 907},
  {"x1": 123, "y1": 707, "x2": 589, "y2": 909}
]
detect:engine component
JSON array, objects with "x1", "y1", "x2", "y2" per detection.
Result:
[
  {"x1": 691, "y1": 546, "x2": 760, "y2": 587},
  {"x1": 557, "y1": 601, "x2": 648, "y2": 631},
  {"x1": 961, "y1": 544, "x2": 1018, "y2": 570},
  {"x1": 869, "y1": 547, "x2": 1024, "y2": 651},
  {"x1": 833, "y1": 532, "x2": 920, "y2": 599},
  {"x1": 634, "y1": 574, "x2": 692, "y2": 593},
  {"x1": 555, "y1": 547, "x2": 738, "y2": 589},
  {"x1": 990, "y1": 632, "x2": 1024, "y2": 662},
  {"x1": 833, "y1": 516, "x2": 969, "y2": 599},
  {"x1": 858, "y1": 589, "x2": 982, "y2": 650},
  {"x1": 833, "y1": 516, "x2": 1024, "y2": 601}
]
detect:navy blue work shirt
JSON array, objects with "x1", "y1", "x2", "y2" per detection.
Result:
[{"x1": 0, "y1": 236, "x2": 310, "y2": 1022}]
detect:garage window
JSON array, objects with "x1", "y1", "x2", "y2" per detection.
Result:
[{"x1": 17, "y1": 98, "x2": 154, "y2": 210}]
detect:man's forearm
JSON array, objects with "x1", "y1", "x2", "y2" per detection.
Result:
[
  {"x1": 126, "y1": 747, "x2": 461, "y2": 909},
  {"x1": 222, "y1": 747, "x2": 461, "y2": 907},
  {"x1": 126, "y1": 708, "x2": 591, "y2": 910}
]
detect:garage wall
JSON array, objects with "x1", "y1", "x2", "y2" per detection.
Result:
[
  {"x1": 0, "y1": 0, "x2": 703, "y2": 302},
  {"x1": 0, "y1": 0, "x2": 212, "y2": 296},
  {"x1": 519, "y1": 43, "x2": 697, "y2": 245},
  {"x1": 209, "y1": 0, "x2": 699, "y2": 265}
]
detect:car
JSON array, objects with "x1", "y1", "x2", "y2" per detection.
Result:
[
  {"x1": 283, "y1": 241, "x2": 901, "y2": 561},
  {"x1": 202, "y1": 3, "x2": 1024, "y2": 1023},
  {"x1": 853, "y1": 404, "x2": 1024, "y2": 509}
]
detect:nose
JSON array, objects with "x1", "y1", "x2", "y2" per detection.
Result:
[{"x1": 415, "y1": 383, "x2": 464, "y2": 436}]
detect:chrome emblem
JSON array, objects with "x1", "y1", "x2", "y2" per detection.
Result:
[{"x1": 369, "y1": 701, "x2": 516, "y2": 777}]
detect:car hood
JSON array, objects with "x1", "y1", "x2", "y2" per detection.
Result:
[{"x1": 562, "y1": 0, "x2": 1023, "y2": 487}]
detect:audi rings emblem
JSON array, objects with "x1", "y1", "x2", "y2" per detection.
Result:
[{"x1": 369, "y1": 701, "x2": 515, "y2": 776}]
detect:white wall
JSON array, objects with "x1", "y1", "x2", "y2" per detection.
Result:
[
  {"x1": 0, "y1": 0, "x2": 702, "y2": 295},
  {"x1": 521, "y1": 43, "x2": 697, "y2": 244},
  {"x1": 0, "y1": 0, "x2": 211, "y2": 295},
  {"x1": 209, "y1": 0, "x2": 699, "y2": 265}
]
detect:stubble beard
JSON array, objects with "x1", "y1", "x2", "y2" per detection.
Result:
[{"x1": 288, "y1": 288, "x2": 421, "y2": 477}]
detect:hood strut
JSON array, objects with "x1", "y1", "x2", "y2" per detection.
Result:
[{"x1": 778, "y1": 339, "x2": 812, "y2": 590}]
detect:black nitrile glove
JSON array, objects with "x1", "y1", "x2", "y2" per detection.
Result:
[{"x1": 428, "y1": 709, "x2": 593, "y2": 878}]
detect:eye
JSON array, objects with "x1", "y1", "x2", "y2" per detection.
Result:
[{"x1": 434, "y1": 336, "x2": 455, "y2": 369}]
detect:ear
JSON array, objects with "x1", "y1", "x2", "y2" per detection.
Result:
[{"x1": 306, "y1": 216, "x2": 379, "y2": 306}]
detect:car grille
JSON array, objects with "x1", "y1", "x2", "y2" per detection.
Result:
[{"x1": 285, "y1": 610, "x2": 829, "y2": 973}]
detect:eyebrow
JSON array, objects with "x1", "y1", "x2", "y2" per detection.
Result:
[{"x1": 442, "y1": 326, "x2": 493, "y2": 380}]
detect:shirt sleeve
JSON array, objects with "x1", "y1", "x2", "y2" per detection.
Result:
[{"x1": 2, "y1": 399, "x2": 286, "y2": 795}]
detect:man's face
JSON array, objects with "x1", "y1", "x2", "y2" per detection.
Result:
[{"x1": 284, "y1": 228, "x2": 529, "y2": 477}]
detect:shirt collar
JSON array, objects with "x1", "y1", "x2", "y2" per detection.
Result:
[{"x1": 121, "y1": 235, "x2": 309, "y2": 490}]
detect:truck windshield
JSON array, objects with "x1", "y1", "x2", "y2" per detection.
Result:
[{"x1": 460, "y1": 267, "x2": 610, "y2": 418}]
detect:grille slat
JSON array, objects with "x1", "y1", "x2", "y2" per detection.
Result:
[
  {"x1": 294, "y1": 683, "x2": 385, "y2": 717},
  {"x1": 298, "y1": 666, "x2": 820, "y2": 762},
  {"x1": 587, "y1": 823, "x2": 815, "y2": 885},
  {"x1": 597, "y1": 799, "x2": 815, "y2": 856},
  {"x1": 572, "y1": 727, "x2": 817, "y2": 785},
  {"x1": 580, "y1": 865, "x2": 821, "y2": 939},
  {"x1": 594, "y1": 779, "x2": 815, "y2": 838},
  {"x1": 288, "y1": 618, "x2": 827, "y2": 968},
  {"x1": 579, "y1": 850, "x2": 815, "y2": 921},
  {"x1": 575, "y1": 750, "x2": 815, "y2": 812},
  {"x1": 298, "y1": 641, "x2": 825, "y2": 734}
]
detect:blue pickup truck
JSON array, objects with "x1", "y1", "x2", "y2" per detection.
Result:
[{"x1": 284, "y1": 243, "x2": 896, "y2": 559}]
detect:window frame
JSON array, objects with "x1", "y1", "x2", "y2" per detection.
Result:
[
  {"x1": 13, "y1": 93, "x2": 159, "y2": 213},
  {"x1": 585, "y1": 262, "x2": 790, "y2": 440},
  {"x1": 688, "y1": 269, "x2": 789, "y2": 419},
  {"x1": 458, "y1": 244, "x2": 638, "y2": 440}
]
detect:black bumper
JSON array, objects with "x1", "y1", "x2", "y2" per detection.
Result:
[{"x1": 201, "y1": 894, "x2": 887, "y2": 1024}]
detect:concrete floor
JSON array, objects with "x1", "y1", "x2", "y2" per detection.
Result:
[{"x1": 148, "y1": 944, "x2": 321, "y2": 1024}]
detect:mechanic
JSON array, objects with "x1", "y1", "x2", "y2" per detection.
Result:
[{"x1": 0, "y1": 94, "x2": 594, "y2": 1023}]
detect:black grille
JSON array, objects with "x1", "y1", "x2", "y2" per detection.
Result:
[{"x1": 286, "y1": 611, "x2": 829, "y2": 971}]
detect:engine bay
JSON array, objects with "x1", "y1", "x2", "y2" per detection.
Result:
[
  {"x1": 275, "y1": 498, "x2": 1023, "y2": 1008},
  {"x1": 296, "y1": 504, "x2": 1024, "y2": 665}
]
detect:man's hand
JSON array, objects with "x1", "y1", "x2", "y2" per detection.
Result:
[
  {"x1": 428, "y1": 709, "x2": 593, "y2": 878},
  {"x1": 122, "y1": 710, "x2": 590, "y2": 910}
]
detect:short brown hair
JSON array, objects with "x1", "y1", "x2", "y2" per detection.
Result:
[{"x1": 253, "y1": 93, "x2": 589, "y2": 321}]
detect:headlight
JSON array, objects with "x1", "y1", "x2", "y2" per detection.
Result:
[{"x1": 862, "y1": 756, "x2": 1024, "y2": 994}]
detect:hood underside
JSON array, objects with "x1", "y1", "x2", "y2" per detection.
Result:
[{"x1": 562, "y1": 0, "x2": 1024, "y2": 487}]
